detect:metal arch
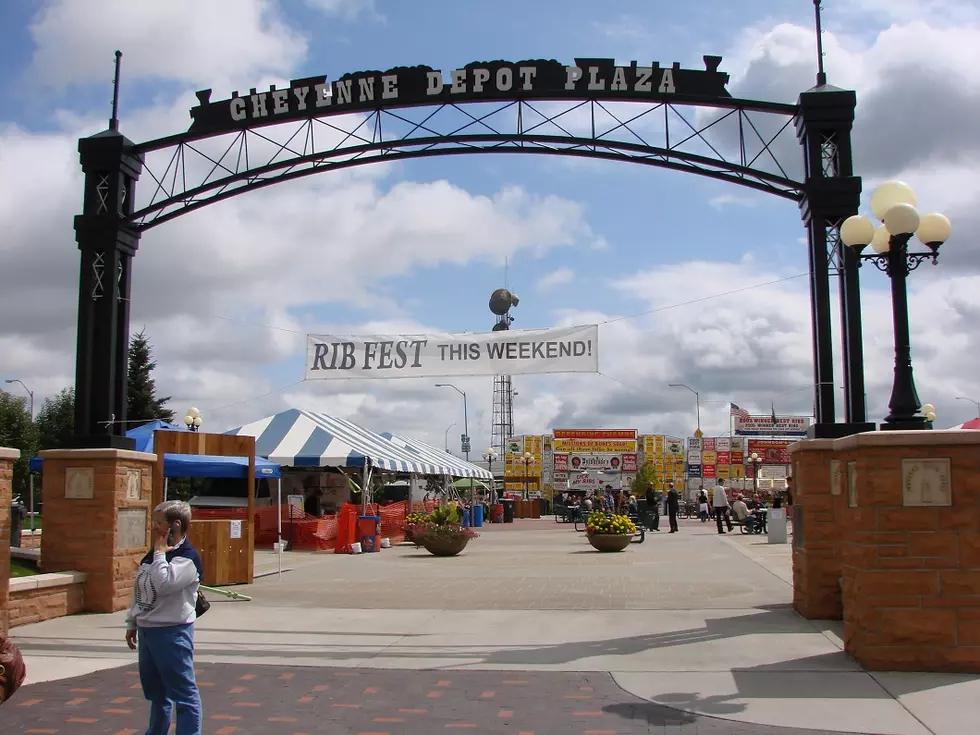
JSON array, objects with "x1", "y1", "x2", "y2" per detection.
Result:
[{"x1": 128, "y1": 97, "x2": 805, "y2": 231}]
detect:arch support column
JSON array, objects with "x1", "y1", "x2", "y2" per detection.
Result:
[
  {"x1": 796, "y1": 86, "x2": 876, "y2": 438},
  {"x1": 72, "y1": 130, "x2": 143, "y2": 448}
]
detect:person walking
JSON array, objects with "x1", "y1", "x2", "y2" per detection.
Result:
[
  {"x1": 712, "y1": 479, "x2": 734, "y2": 534},
  {"x1": 697, "y1": 487, "x2": 710, "y2": 522},
  {"x1": 125, "y1": 500, "x2": 204, "y2": 735},
  {"x1": 666, "y1": 482, "x2": 680, "y2": 533},
  {"x1": 644, "y1": 485, "x2": 660, "y2": 531}
]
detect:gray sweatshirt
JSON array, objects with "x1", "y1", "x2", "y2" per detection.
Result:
[{"x1": 125, "y1": 538, "x2": 201, "y2": 630}]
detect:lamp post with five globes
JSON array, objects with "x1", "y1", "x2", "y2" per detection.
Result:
[
  {"x1": 749, "y1": 452, "x2": 762, "y2": 496},
  {"x1": 840, "y1": 181, "x2": 951, "y2": 430}
]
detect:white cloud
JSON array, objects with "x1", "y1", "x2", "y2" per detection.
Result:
[
  {"x1": 305, "y1": 0, "x2": 382, "y2": 21},
  {"x1": 27, "y1": 0, "x2": 306, "y2": 90},
  {"x1": 536, "y1": 267, "x2": 575, "y2": 292}
]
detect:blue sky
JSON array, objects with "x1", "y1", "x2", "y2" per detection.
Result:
[{"x1": 2, "y1": 0, "x2": 978, "y2": 447}]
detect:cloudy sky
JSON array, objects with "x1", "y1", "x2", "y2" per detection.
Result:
[{"x1": 1, "y1": 0, "x2": 978, "y2": 456}]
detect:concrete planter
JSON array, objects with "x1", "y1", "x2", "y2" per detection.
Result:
[
  {"x1": 587, "y1": 533, "x2": 632, "y2": 552},
  {"x1": 420, "y1": 533, "x2": 470, "y2": 557}
]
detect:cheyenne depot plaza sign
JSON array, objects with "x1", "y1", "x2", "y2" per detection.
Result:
[{"x1": 188, "y1": 56, "x2": 731, "y2": 135}]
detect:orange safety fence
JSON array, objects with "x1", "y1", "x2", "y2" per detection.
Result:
[{"x1": 206, "y1": 501, "x2": 415, "y2": 553}]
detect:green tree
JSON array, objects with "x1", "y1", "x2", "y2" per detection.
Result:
[
  {"x1": 35, "y1": 387, "x2": 75, "y2": 451},
  {"x1": 127, "y1": 328, "x2": 174, "y2": 423},
  {"x1": 629, "y1": 461, "x2": 661, "y2": 496},
  {"x1": 0, "y1": 390, "x2": 36, "y2": 500}
]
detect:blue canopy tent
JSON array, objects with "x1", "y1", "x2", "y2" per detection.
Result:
[{"x1": 29, "y1": 420, "x2": 280, "y2": 479}]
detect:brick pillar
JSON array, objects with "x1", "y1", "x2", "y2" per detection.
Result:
[
  {"x1": 39, "y1": 449, "x2": 156, "y2": 613},
  {"x1": 0, "y1": 447, "x2": 20, "y2": 635},
  {"x1": 789, "y1": 438, "x2": 849, "y2": 619},
  {"x1": 837, "y1": 430, "x2": 980, "y2": 673}
]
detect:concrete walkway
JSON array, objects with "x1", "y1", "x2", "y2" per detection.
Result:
[{"x1": 7, "y1": 519, "x2": 978, "y2": 734}]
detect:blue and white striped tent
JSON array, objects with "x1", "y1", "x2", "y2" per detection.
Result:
[
  {"x1": 380, "y1": 433, "x2": 492, "y2": 480},
  {"x1": 227, "y1": 409, "x2": 461, "y2": 475}
]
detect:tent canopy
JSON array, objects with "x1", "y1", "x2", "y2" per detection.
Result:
[
  {"x1": 227, "y1": 409, "x2": 492, "y2": 478},
  {"x1": 227, "y1": 409, "x2": 447, "y2": 473},
  {"x1": 381, "y1": 432, "x2": 492, "y2": 480},
  {"x1": 29, "y1": 421, "x2": 280, "y2": 479}
]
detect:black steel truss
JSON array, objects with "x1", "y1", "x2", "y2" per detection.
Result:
[{"x1": 129, "y1": 97, "x2": 804, "y2": 231}]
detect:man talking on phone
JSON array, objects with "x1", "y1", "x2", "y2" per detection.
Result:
[{"x1": 125, "y1": 500, "x2": 204, "y2": 735}]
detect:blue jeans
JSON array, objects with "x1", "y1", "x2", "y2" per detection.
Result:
[{"x1": 138, "y1": 624, "x2": 202, "y2": 735}]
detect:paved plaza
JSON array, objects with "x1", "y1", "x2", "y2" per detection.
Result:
[{"x1": 6, "y1": 519, "x2": 979, "y2": 734}]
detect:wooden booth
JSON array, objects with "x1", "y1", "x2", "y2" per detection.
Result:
[{"x1": 152, "y1": 431, "x2": 255, "y2": 586}]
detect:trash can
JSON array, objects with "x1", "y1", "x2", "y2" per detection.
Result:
[
  {"x1": 10, "y1": 502, "x2": 25, "y2": 548},
  {"x1": 501, "y1": 498, "x2": 515, "y2": 523},
  {"x1": 462, "y1": 508, "x2": 471, "y2": 528},
  {"x1": 491, "y1": 504, "x2": 504, "y2": 523},
  {"x1": 357, "y1": 515, "x2": 381, "y2": 553},
  {"x1": 472, "y1": 504, "x2": 484, "y2": 527}
]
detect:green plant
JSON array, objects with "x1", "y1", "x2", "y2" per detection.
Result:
[
  {"x1": 413, "y1": 503, "x2": 480, "y2": 542},
  {"x1": 585, "y1": 511, "x2": 636, "y2": 536},
  {"x1": 629, "y1": 461, "x2": 661, "y2": 495}
]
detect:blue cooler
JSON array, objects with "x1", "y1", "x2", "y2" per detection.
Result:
[
  {"x1": 462, "y1": 508, "x2": 471, "y2": 528},
  {"x1": 473, "y1": 504, "x2": 484, "y2": 527}
]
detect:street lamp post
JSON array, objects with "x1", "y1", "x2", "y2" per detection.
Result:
[
  {"x1": 484, "y1": 448, "x2": 497, "y2": 503},
  {"x1": 6, "y1": 379, "x2": 35, "y2": 532},
  {"x1": 522, "y1": 451, "x2": 532, "y2": 501},
  {"x1": 669, "y1": 383, "x2": 700, "y2": 433},
  {"x1": 436, "y1": 384, "x2": 471, "y2": 503},
  {"x1": 749, "y1": 452, "x2": 763, "y2": 496},
  {"x1": 5, "y1": 379, "x2": 34, "y2": 421},
  {"x1": 444, "y1": 422, "x2": 457, "y2": 452},
  {"x1": 840, "y1": 181, "x2": 952, "y2": 430},
  {"x1": 956, "y1": 396, "x2": 980, "y2": 419}
]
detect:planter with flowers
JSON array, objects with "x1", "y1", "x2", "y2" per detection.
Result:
[
  {"x1": 403, "y1": 511, "x2": 429, "y2": 545},
  {"x1": 585, "y1": 511, "x2": 636, "y2": 552},
  {"x1": 414, "y1": 503, "x2": 479, "y2": 557}
]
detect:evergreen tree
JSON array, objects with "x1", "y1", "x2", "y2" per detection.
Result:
[
  {"x1": 35, "y1": 387, "x2": 76, "y2": 451},
  {"x1": 127, "y1": 328, "x2": 174, "y2": 423}
]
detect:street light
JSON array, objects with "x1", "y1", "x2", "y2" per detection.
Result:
[
  {"x1": 436, "y1": 384, "x2": 472, "y2": 506},
  {"x1": 484, "y1": 448, "x2": 498, "y2": 502},
  {"x1": 522, "y1": 451, "x2": 532, "y2": 501},
  {"x1": 956, "y1": 396, "x2": 980, "y2": 419},
  {"x1": 5, "y1": 379, "x2": 34, "y2": 421},
  {"x1": 749, "y1": 452, "x2": 762, "y2": 496},
  {"x1": 669, "y1": 383, "x2": 701, "y2": 432},
  {"x1": 6, "y1": 379, "x2": 36, "y2": 533},
  {"x1": 444, "y1": 422, "x2": 456, "y2": 452},
  {"x1": 183, "y1": 407, "x2": 203, "y2": 432},
  {"x1": 840, "y1": 180, "x2": 951, "y2": 430}
]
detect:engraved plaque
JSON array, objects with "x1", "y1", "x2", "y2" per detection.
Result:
[
  {"x1": 65, "y1": 467, "x2": 94, "y2": 499},
  {"x1": 793, "y1": 505, "x2": 804, "y2": 549},
  {"x1": 126, "y1": 469, "x2": 142, "y2": 500},
  {"x1": 902, "y1": 458, "x2": 952, "y2": 507},
  {"x1": 830, "y1": 460, "x2": 844, "y2": 496},
  {"x1": 847, "y1": 461, "x2": 858, "y2": 508},
  {"x1": 118, "y1": 508, "x2": 148, "y2": 549}
]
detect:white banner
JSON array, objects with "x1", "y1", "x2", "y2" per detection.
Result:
[
  {"x1": 734, "y1": 415, "x2": 811, "y2": 436},
  {"x1": 306, "y1": 325, "x2": 599, "y2": 379}
]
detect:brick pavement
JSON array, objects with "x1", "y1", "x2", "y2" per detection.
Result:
[
  {"x1": 245, "y1": 519, "x2": 792, "y2": 611},
  {"x1": 3, "y1": 661, "x2": 870, "y2": 735}
]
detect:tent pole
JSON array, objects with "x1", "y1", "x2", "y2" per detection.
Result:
[
  {"x1": 277, "y1": 477, "x2": 282, "y2": 580},
  {"x1": 362, "y1": 463, "x2": 369, "y2": 514},
  {"x1": 163, "y1": 477, "x2": 169, "y2": 502}
]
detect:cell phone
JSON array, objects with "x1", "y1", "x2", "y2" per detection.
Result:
[{"x1": 167, "y1": 521, "x2": 180, "y2": 545}]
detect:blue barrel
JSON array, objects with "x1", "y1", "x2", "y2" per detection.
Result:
[
  {"x1": 462, "y1": 508, "x2": 471, "y2": 528},
  {"x1": 473, "y1": 504, "x2": 484, "y2": 527}
]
